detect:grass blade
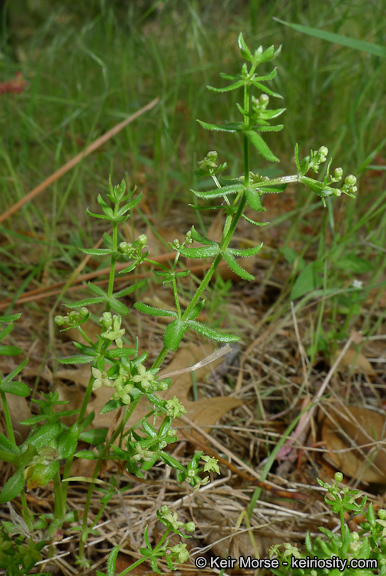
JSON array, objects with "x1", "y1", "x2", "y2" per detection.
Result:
[{"x1": 274, "y1": 18, "x2": 386, "y2": 58}]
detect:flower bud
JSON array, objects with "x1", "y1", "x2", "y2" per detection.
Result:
[
  {"x1": 334, "y1": 472, "x2": 343, "y2": 482},
  {"x1": 319, "y1": 146, "x2": 328, "y2": 157},
  {"x1": 138, "y1": 234, "x2": 147, "y2": 245},
  {"x1": 185, "y1": 522, "x2": 195, "y2": 532},
  {"x1": 345, "y1": 175, "x2": 357, "y2": 186},
  {"x1": 334, "y1": 167, "x2": 343, "y2": 180}
]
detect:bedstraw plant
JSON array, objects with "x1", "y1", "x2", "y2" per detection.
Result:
[{"x1": 0, "y1": 34, "x2": 357, "y2": 574}]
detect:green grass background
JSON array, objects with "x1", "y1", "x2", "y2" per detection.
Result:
[{"x1": 0, "y1": 0, "x2": 385, "y2": 343}]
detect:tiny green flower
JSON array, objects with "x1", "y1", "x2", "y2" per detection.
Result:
[
  {"x1": 170, "y1": 543, "x2": 189, "y2": 564},
  {"x1": 91, "y1": 367, "x2": 113, "y2": 390},
  {"x1": 165, "y1": 396, "x2": 187, "y2": 418},
  {"x1": 131, "y1": 364, "x2": 157, "y2": 391},
  {"x1": 101, "y1": 314, "x2": 125, "y2": 348},
  {"x1": 202, "y1": 455, "x2": 220, "y2": 475}
]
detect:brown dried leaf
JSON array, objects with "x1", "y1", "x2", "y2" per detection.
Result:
[
  {"x1": 195, "y1": 505, "x2": 282, "y2": 560},
  {"x1": 333, "y1": 348, "x2": 376, "y2": 376},
  {"x1": 1, "y1": 393, "x2": 31, "y2": 443},
  {"x1": 320, "y1": 403, "x2": 386, "y2": 484}
]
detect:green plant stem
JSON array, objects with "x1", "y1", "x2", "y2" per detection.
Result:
[
  {"x1": 153, "y1": 83, "x2": 253, "y2": 372},
  {"x1": 0, "y1": 390, "x2": 15, "y2": 443},
  {"x1": 20, "y1": 490, "x2": 33, "y2": 531},
  {"x1": 78, "y1": 397, "x2": 141, "y2": 564},
  {"x1": 57, "y1": 205, "x2": 121, "y2": 526},
  {"x1": 53, "y1": 470, "x2": 65, "y2": 520}
]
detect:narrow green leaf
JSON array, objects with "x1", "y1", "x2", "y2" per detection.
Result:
[
  {"x1": 274, "y1": 18, "x2": 386, "y2": 58},
  {"x1": 251, "y1": 81, "x2": 282, "y2": 98},
  {"x1": 254, "y1": 68, "x2": 278, "y2": 82},
  {"x1": 207, "y1": 79, "x2": 245, "y2": 93},
  {"x1": 257, "y1": 183, "x2": 287, "y2": 194},
  {"x1": 79, "y1": 248, "x2": 113, "y2": 256},
  {"x1": 259, "y1": 108, "x2": 286, "y2": 120},
  {"x1": 75, "y1": 450, "x2": 99, "y2": 459},
  {"x1": 242, "y1": 214, "x2": 270, "y2": 227},
  {"x1": 133, "y1": 303, "x2": 177, "y2": 318},
  {"x1": 0, "y1": 345, "x2": 22, "y2": 356},
  {"x1": 291, "y1": 261, "x2": 323, "y2": 300},
  {"x1": 159, "y1": 452, "x2": 186, "y2": 471},
  {"x1": 163, "y1": 319, "x2": 187, "y2": 351},
  {"x1": 190, "y1": 227, "x2": 216, "y2": 245},
  {"x1": 0, "y1": 314, "x2": 21, "y2": 322},
  {"x1": 97, "y1": 194, "x2": 114, "y2": 217},
  {"x1": 245, "y1": 188, "x2": 264, "y2": 211},
  {"x1": 100, "y1": 399, "x2": 124, "y2": 414},
  {"x1": 335, "y1": 254, "x2": 373, "y2": 274},
  {"x1": 280, "y1": 247, "x2": 305, "y2": 271},
  {"x1": 85, "y1": 209, "x2": 111, "y2": 220},
  {"x1": 105, "y1": 348, "x2": 136, "y2": 359},
  {"x1": 238, "y1": 33, "x2": 252, "y2": 61},
  {"x1": 2, "y1": 357, "x2": 29, "y2": 383},
  {"x1": 58, "y1": 354, "x2": 95, "y2": 364},
  {"x1": 191, "y1": 182, "x2": 244, "y2": 200},
  {"x1": 257, "y1": 124, "x2": 283, "y2": 132},
  {"x1": 197, "y1": 120, "x2": 242, "y2": 132},
  {"x1": 142, "y1": 420, "x2": 157, "y2": 439},
  {"x1": 107, "y1": 546, "x2": 120, "y2": 576},
  {"x1": 113, "y1": 280, "x2": 146, "y2": 298},
  {"x1": 222, "y1": 251, "x2": 255, "y2": 281},
  {"x1": 103, "y1": 233, "x2": 113, "y2": 249},
  {"x1": 57, "y1": 423, "x2": 81, "y2": 459},
  {"x1": 23, "y1": 422, "x2": 62, "y2": 450},
  {"x1": 79, "y1": 428, "x2": 108, "y2": 444},
  {"x1": 245, "y1": 131, "x2": 279, "y2": 162},
  {"x1": 229, "y1": 242, "x2": 263, "y2": 257},
  {"x1": 110, "y1": 298, "x2": 130, "y2": 315},
  {"x1": 188, "y1": 321, "x2": 240, "y2": 343},
  {"x1": 0, "y1": 467, "x2": 25, "y2": 503},
  {"x1": 73, "y1": 342, "x2": 98, "y2": 355},
  {"x1": 0, "y1": 432, "x2": 20, "y2": 455},
  {"x1": 19, "y1": 415, "x2": 47, "y2": 425},
  {"x1": 178, "y1": 245, "x2": 219, "y2": 259},
  {"x1": 68, "y1": 297, "x2": 107, "y2": 307},
  {"x1": 0, "y1": 322, "x2": 13, "y2": 341},
  {"x1": 0, "y1": 449, "x2": 20, "y2": 464},
  {"x1": 88, "y1": 282, "x2": 107, "y2": 296},
  {"x1": 0, "y1": 381, "x2": 30, "y2": 397}
]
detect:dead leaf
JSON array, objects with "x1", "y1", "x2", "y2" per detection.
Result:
[
  {"x1": 333, "y1": 348, "x2": 376, "y2": 376},
  {"x1": 145, "y1": 225, "x2": 184, "y2": 257},
  {"x1": 320, "y1": 403, "x2": 386, "y2": 484},
  {"x1": 0, "y1": 393, "x2": 31, "y2": 443},
  {"x1": 195, "y1": 502, "x2": 282, "y2": 559}
]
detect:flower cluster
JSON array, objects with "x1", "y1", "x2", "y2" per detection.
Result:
[
  {"x1": 100, "y1": 313, "x2": 125, "y2": 348},
  {"x1": 55, "y1": 307, "x2": 89, "y2": 328}
]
